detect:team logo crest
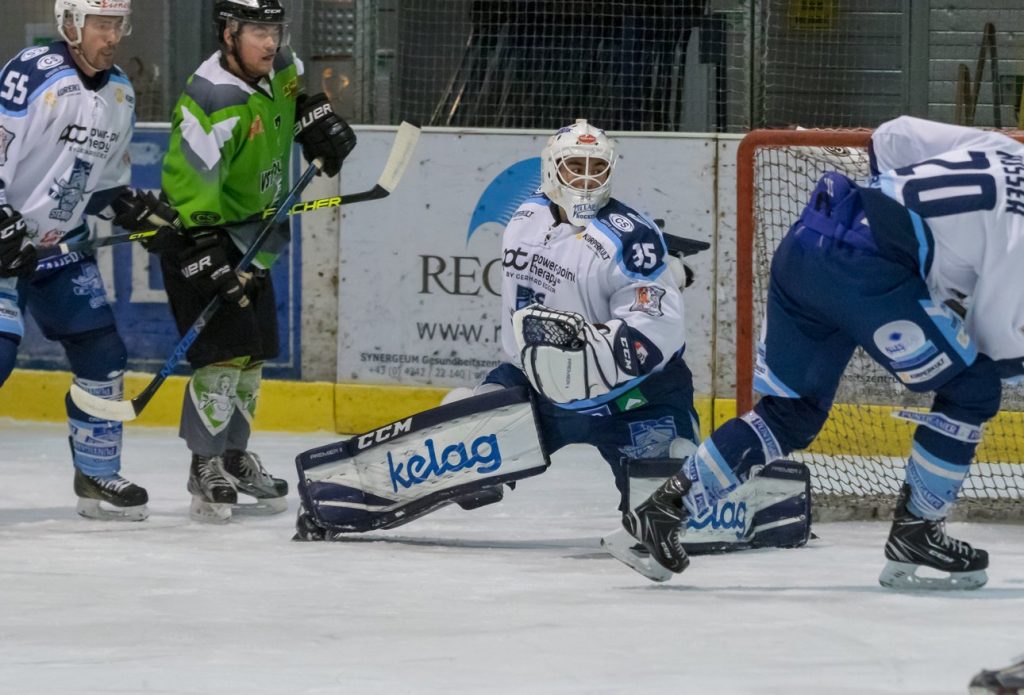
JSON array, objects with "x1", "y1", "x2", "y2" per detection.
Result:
[
  {"x1": 0, "y1": 126, "x2": 14, "y2": 166},
  {"x1": 620, "y1": 416, "x2": 678, "y2": 459},
  {"x1": 608, "y1": 213, "x2": 634, "y2": 233},
  {"x1": 196, "y1": 373, "x2": 236, "y2": 434},
  {"x1": 259, "y1": 158, "x2": 283, "y2": 194},
  {"x1": 49, "y1": 157, "x2": 94, "y2": 222},
  {"x1": 20, "y1": 46, "x2": 48, "y2": 62},
  {"x1": 249, "y1": 115, "x2": 265, "y2": 141},
  {"x1": 630, "y1": 285, "x2": 665, "y2": 317},
  {"x1": 515, "y1": 285, "x2": 545, "y2": 310},
  {"x1": 37, "y1": 54, "x2": 64, "y2": 70},
  {"x1": 71, "y1": 264, "x2": 108, "y2": 309}
]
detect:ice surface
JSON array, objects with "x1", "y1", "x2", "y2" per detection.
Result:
[{"x1": 1, "y1": 419, "x2": 1022, "y2": 694}]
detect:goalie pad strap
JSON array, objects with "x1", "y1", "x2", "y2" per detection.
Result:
[{"x1": 297, "y1": 387, "x2": 550, "y2": 532}]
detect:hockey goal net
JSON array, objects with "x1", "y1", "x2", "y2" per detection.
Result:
[{"x1": 737, "y1": 129, "x2": 1024, "y2": 522}]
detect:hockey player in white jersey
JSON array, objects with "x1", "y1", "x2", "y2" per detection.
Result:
[
  {"x1": 295, "y1": 121, "x2": 812, "y2": 573},
  {"x1": 624, "y1": 115, "x2": 1022, "y2": 589},
  {"x1": 0, "y1": 0, "x2": 164, "y2": 521}
]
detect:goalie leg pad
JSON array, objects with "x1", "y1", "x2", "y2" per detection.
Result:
[
  {"x1": 682, "y1": 460, "x2": 812, "y2": 555},
  {"x1": 297, "y1": 386, "x2": 550, "y2": 534}
]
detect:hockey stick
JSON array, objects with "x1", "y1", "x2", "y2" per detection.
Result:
[
  {"x1": 39, "y1": 192, "x2": 373, "y2": 261},
  {"x1": 42, "y1": 118, "x2": 420, "y2": 261},
  {"x1": 70, "y1": 122, "x2": 421, "y2": 422}
]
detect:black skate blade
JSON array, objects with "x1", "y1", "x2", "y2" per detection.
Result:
[{"x1": 878, "y1": 560, "x2": 988, "y2": 591}]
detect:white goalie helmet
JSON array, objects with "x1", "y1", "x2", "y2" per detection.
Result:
[
  {"x1": 55, "y1": 0, "x2": 133, "y2": 46},
  {"x1": 540, "y1": 119, "x2": 617, "y2": 226}
]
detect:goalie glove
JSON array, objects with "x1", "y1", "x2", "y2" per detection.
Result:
[{"x1": 512, "y1": 305, "x2": 639, "y2": 403}]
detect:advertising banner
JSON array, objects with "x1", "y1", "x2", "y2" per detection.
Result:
[{"x1": 337, "y1": 129, "x2": 715, "y2": 394}]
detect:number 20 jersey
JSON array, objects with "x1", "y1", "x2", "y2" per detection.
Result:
[
  {"x1": 0, "y1": 42, "x2": 133, "y2": 249},
  {"x1": 868, "y1": 116, "x2": 1024, "y2": 362}
]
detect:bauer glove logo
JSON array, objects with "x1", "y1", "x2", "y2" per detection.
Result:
[{"x1": 181, "y1": 255, "x2": 213, "y2": 278}]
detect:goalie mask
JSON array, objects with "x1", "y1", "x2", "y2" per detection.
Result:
[
  {"x1": 540, "y1": 119, "x2": 616, "y2": 226},
  {"x1": 55, "y1": 0, "x2": 133, "y2": 46}
]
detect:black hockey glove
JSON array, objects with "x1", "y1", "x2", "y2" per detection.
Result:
[
  {"x1": 294, "y1": 93, "x2": 356, "y2": 177},
  {"x1": 111, "y1": 189, "x2": 185, "y2": 253},
  {"x1": 0, "y1": 205, "x2": 36, "y2": 278},
  {"x1": 178, "y1": 233, "x2": 249, "y2": 308}
]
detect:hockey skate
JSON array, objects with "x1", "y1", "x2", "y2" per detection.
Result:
[
  {"x1": 74, "y1": 470, "x2": 149, "y2": 521},
  {"x1": 188, "y1": 454, "x2": 237, "y2": 524},
  {"x1": 221, "y1": 450, "x2": 288, "y2": 515},
  {"x1": 878, "y1": 485, "x2": 988, "y2": 591},
  {"x1": 969, "y1": 655, "x2": 1024, "y2": 694},
  {"x1": 607, "y1": 473, "x2": 693, "y2": 581},
  {"x1": 601, "y1": 528, "x2": 673, "y2": 582}
]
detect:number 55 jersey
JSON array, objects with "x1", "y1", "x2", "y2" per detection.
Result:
[
  {"x1": 867, "y1": 115, "x2": 1024, "y2": 363},
  {"x1": 0, "y1": 42, "x2": 133, "y2": 255}
]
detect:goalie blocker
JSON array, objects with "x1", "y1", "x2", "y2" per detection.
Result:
[{"x1": 295, "y1": 387, "x2": 551, "y2": 535}]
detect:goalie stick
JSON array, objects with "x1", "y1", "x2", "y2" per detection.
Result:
[
  {"x1": 70, "y1": 122, "x2": 421, "y2": 422},
  {"x1": 41, "y1": 123, "x2": 421, "y2": 261}
]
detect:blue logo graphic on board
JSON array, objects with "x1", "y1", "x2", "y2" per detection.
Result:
[{"x1": 466, "y1": 157, "x2": 541, "y2": 244}]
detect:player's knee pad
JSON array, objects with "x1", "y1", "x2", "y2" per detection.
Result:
[
  {"x1": 754, "y1": 395, "x2": 828, "y2": 452},
  {"x1": 62, "y1": 326, "x2": 127, "y2": 381},
  {"x1": 0, "y1": 332, "x2": 19, "y2": 387},
  {"x1": 297, "y1": 386, "x2": 550, "y2": 534},
  {"x1": 894, "y1": 357, "x2": 1001, "y2": 520},
  {"x1": 933, "y1": 355, "x2": 1002, "y2": 426}
]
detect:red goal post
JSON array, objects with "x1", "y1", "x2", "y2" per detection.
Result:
[{"x1": 735, "y1": 128, "x2": 1024, "y2": 521}]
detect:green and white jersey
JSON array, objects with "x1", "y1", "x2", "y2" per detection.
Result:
[{"x1": 162, "y1": 49, "x2": 302, "y2": 268}]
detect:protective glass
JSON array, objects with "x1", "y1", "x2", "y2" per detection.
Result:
[
  {"x1": 84, "y1": 14, "x2": 132, "y2": 39},
  {"x1": 229, "y1": 18, "x2": 291, "y2": 48}
]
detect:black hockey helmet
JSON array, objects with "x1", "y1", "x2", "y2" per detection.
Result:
[{"x1": 214, "y1": 0, "x2": 287, "y2": 43}]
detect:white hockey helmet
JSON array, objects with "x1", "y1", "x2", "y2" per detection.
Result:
[
  {"x1": 55, "y1": 0, "x2": 133, "y2": 45},
  {"x1": 540, "y1": 119, "x2": 616, "y2": 226}
]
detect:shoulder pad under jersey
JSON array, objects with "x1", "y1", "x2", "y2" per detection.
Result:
[
  {"x1": 0, "y1": 43, "x2": 77, "y2": 115},
  {"x1": 592, "y1": 199, "x2": 667, "y2": 276}
]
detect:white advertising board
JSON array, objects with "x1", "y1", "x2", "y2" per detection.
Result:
[{"x1": 338, "y1": 128, "x2": 716, "y2": 395}]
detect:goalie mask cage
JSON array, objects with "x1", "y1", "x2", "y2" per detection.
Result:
[{"x1": 737, "y1": 128, "x2": 1024, "y2": 522}]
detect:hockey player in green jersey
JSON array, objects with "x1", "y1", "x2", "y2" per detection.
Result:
[{"x1": 130, "y1": 0, "x2": 355, "y2": 522}]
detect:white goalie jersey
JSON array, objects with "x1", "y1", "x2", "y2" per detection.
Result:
[
  {"x1": 868, "y1": 116, "x2": 1024, "y2": 364},
  {"x1": 500, "y1": 192, "x2": 686, "y2": 406},
  {"x1": 0, "y1": 42, "x2": 133, "y2": 256}
]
